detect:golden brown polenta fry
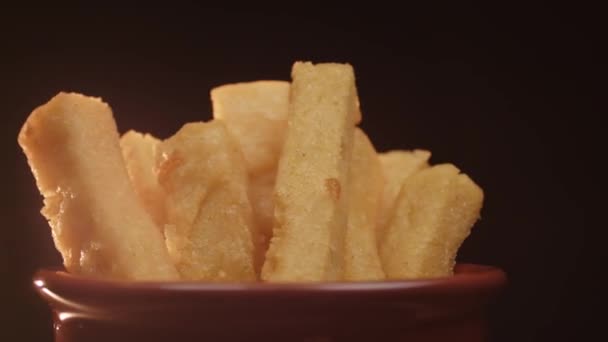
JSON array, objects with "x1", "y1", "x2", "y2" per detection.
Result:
[
  {"x1": 377, "y1": 150, "x2": 431, "y2": 244},
  {"x1": 211, "y1": 81, "x2": 361, "y2": 175},
  {"x1": 379, "y1": 164, "x2": 484, "y2": 279},
  {"x1": 120, "y1": 130, "x2": 165, "y2": 228},
  {"x1": 158, "y1": 121, "x2": 256, "y2": 281},
  {"x1": 211, "y1": 80, "x2": 363, "y2": 255},
  {"x1": 262, "y1": 62, "x2": 358, "y2": 282},
  {"x1": 344, "y1": 129, "x2": 385, "y2": 281},
  {"x1": 18, "y1": 92, "x2": 178, "y2": 280},
  {"x1": 211, "y1": 81, "x2": 288, "y2": 262},
  {"x1": 211, "y1": 81, "x2": 290, "y2": 175}
]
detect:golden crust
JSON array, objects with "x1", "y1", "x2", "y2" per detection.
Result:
[
  {"x1": 262, "y1": 62, "x2": 358, "y2": 282},
  {"x1": 120, "y1": 130, "x2": 165, "y2": 228},
  {"x1": 158, "y1": 121, "x2": 256, "y2": 281},
  {"x1": 380, "y1": 164, "x2": 483, "y2": 279},
  {"x1": 18, "y1": 92, "x2": 178, "y2": 280},
  {"x1": 343, "y1": 129, "x2": 385, "y2": 281},
  {"x1": 377, "y1": 150, "x2": 431, "y2": 245}
]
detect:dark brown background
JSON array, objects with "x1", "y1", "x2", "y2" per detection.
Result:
[{"x1": 0, "y1": 5, "x2": 600, "y2": 342}]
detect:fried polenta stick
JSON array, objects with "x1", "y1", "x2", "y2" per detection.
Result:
[
  {"x1": 210, "y1": 80, "x2": 362, "y2": 173},
  {"x1": 377, "y1": 150, "x2": 431, "y2": 245},
  {"x1": 380, "y1": 164, "x2": 483, "y2": 279},
  {"x1": 262, "y1": 62, "x2": 358, "y2": 282},
  {"x1": 18, "y1": 92, "x2": 178, "y2": 280},
  {"x1": 158, "y1": 121, "x2": 256, "y2": 281},
  {"x1": 120, "y1": 130, "x2": 165, "y2": 228},
  {"x1": 211, "y1": 81, "x2": 290, "y2": 175},
  {"x1": 344, "y1": 129, "x2": 385, "y2": 281},
  {"x1": 211, "y1": 80, "x2": 363, "y2": 259},
  {"x1": 211, "y1": 81, "x2": 289, "y2": 260}
]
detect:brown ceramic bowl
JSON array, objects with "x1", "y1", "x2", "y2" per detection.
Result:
[{"x1": 34, "y1": 263, "x2": 506, "y2": 342}]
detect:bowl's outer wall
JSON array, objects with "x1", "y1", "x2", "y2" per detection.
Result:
[{"x1": 34, "y1": 264, "x2": 506, "y2": 342}]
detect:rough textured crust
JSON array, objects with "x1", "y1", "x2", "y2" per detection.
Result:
[
  {"x1": 211, "y1": 81, "x2": 290, "y2": 175},
  {"x1": 120, "y1": 130, "x2": 165, "y2": 228},
  {"x1": 377, "y1": 150, "x2": 431, "y2": 246},
  {"x1": 211, "y1": 81, "x2": 288, "y2": 264},
  {"x1": 158, "y1": 121, "x2": 256, "y2": 281},
  {"x1": 379, "y1": 164, "x2": 484, "y2": 279},
  {"x1": 344, "y1": 129, "x2": 385, "y2": 280},
  {"x1": 18, "y1": 92, "x2": 178, "y2": 280},
  {"x1": 262, "y1": 62, "x2": 357, "y2": 282}
]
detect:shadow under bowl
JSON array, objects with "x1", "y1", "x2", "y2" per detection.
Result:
[{"x1": 33, "y1": 263, "x2": 506, "y2": 342}]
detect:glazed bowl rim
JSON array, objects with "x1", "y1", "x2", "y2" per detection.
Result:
[{"x1": 33, "y1": 263, "x2": 507, "y2": 296}]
